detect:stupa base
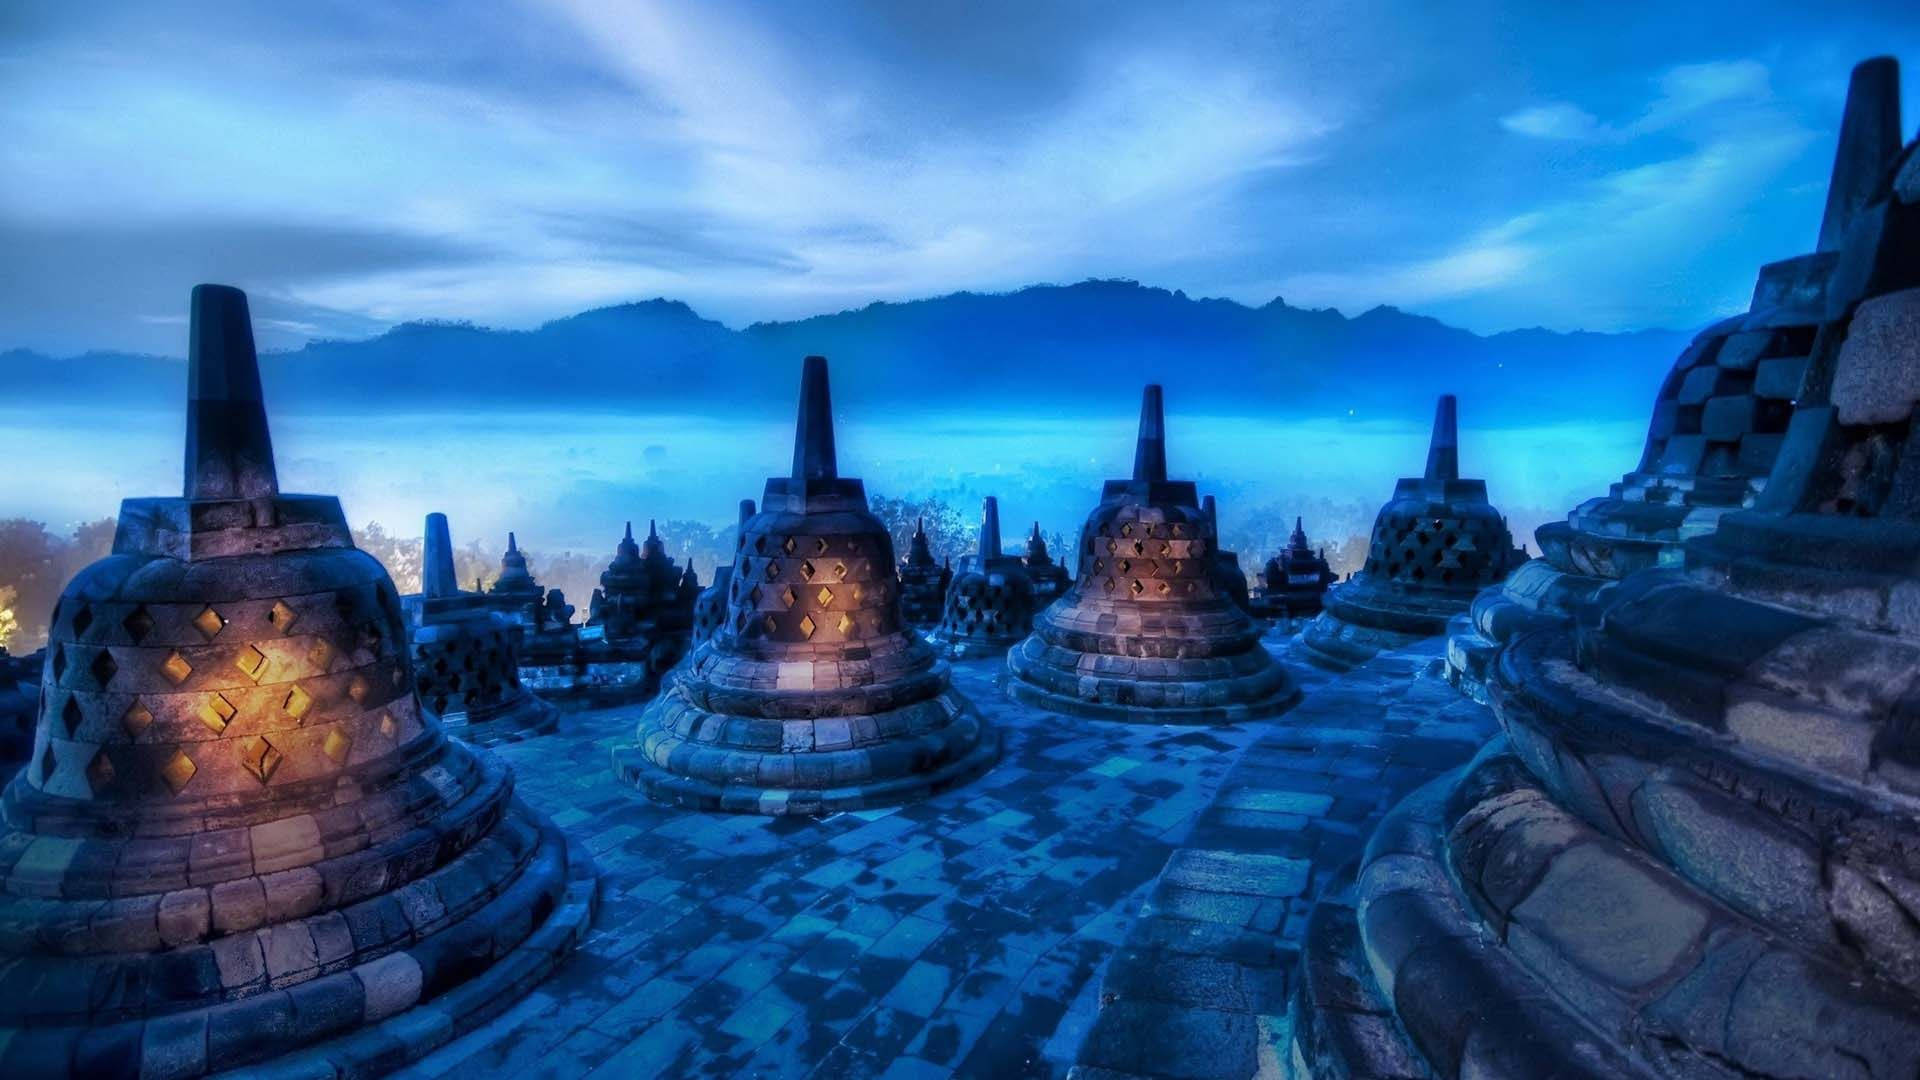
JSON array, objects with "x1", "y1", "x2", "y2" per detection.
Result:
[
  {"x1": 436, "y1": 692, "x2": 561, "y2": 747},
  {"x1": 1002, "y1": 661, "x2": 1299, "y2": 726},
  {"x1": 611, "y1": 723, "x2": 1001, "y2": 816},
  {"x1": 1297, "y1": 611, "x2": 1434, "y2": 672},
  {"x1": 0, "y1": 804, "x2": 596, "y2": 1079}
]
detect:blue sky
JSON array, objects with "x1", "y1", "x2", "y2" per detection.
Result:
[{"x1": 2, "y1": 1, "x2": 1915, "y2": 354}]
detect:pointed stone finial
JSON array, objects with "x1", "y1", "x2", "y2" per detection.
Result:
[
  {"x1": 1031, "y1": 521, "x2": 1042, "y2": 541},
  {"x1": 507, "y1": 531, "x2": 520, "y2": 554},
  {"x1": 1424, "y1": 395, "x2": 1459, "y2": 482},
  {"x1": 738, "y1": 499, "x2": 756, "y2": 527},
  {"x1": 792, "y1": 355, "x2": 838, "y2": 482},
  {"x1": 423, "y1": 512, "x2": 458, "y2": 599},
  {"x1": 647, "y1": 519, "x2": 659, "y2": 540},
  {"x1": 624, "y1": 521, "x2": 634, "y2": 541},
  {"x1": 1818, "y1": 57, "x2": 1902, "y2": 253},
  {"x1": 1292, "y1": 516, "x2": 1308, "y2": 546},
  {"x1": 185, "y1": 283, "x2": 279, "y2": 500},
  {"x1": 1133, "y1": 384, "x2": 1167, "y2": 483},
  {"x1": 1203, "y1": 495, "x2": 1219, "y2": 528},
  {"x1": 978, "y1": 497, "x2": 1003, "y2": 561}
]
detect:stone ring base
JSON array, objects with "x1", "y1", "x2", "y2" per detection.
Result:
[
  {"x1": 1001, "y1": 674, "x2": 1299, "y2": 726},
  {"x1": 611, "y1": 724, "x2": 1002, "y2": 816}
]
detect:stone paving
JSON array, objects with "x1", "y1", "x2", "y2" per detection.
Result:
[
  {"x1": 1069, "y1": 639, "x2": 1498, "y2": 1080},
  {"x1": 394, "y1": 634, "x2": 1493, "y2": 1079}
]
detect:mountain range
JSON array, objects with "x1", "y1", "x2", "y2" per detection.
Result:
[{"x1": 0, "y1": 280, "x2": 1693, "y2": 424}]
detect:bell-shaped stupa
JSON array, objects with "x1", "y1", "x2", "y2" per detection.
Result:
[
  {"x1": 692, "y1": 499, "x2": 756, "y2": 646},
  {"x1": 1446, "y1": 57, "x2": 1907, "y2": 699},
  {"x1": 401, "y1": 512, "x2": 558, "y2": 743},
  {"x1": 1005, "y1": 386, "x2": 1299, "y2": 722},
  {"x1": 486, "y1": 530, "x2": 543, "y2": 623},
  {"x1": 897, "y1": 518, "x2": 946, "y2": 627},
  {"x1": 613, "y1": 356, "x2": 1000, "y2": 815},
  {"x1": 589, "y1": 519, "x2": 695, "y2": 642},
  {"x1": 1251, "y1": 516, "x2": 1339, "y2": 619},
  {"x1": 1290, "y1": 108, "x2": 1920, "y2": 1079},
  {"x1": 1299, "y1": 394, "x2": 1526, "y2": 669},
  {"x1": 0, "y1": 286, "x2": 592, "y2": 1076},
  {"x1": 930, "y1": 496, "x2": 1035, "y2": 657},
  {"x1": 1022, "y1": 521, "x2": 1073, "y2": 604}
]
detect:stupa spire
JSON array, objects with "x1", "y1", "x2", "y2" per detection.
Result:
[
  {"x1": 184, "y1": 283, "x2": 279, "y2": 500},
  {"x1": 1817, "y1": 56, "x2": 1902, "y2": 252},
  {"x1": 978, "y1": 496, "x2": 1003, "y2": 561},
  {"x1": 792, "y1": 354, "x2": 838, "y2": 482},
  {"x1": 423, "y1": 512, "x2": 458, "y2": 598},
  {"x1": 507, "y1": 531, "x2": 520, "y2": 554},
  {"x1": 1424, "y1": 394, "x2": 1460, "y2": 482},
  {"x1": 1132, "y1": 384, "x2": 1167, "y2": 483},
  {"x1": 738, "y1": 499, "x2": 756, "y2": 526}
]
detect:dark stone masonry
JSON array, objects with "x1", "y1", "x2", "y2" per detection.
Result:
[
  {"x1": 5, "y1": 52, "x2": 1916, "y2": 1080},
  {"x1": 1005, "y1": 386, "x2": 1300, "y2": 725},
  {"x1": 0, "y1": 285, "x2": 594, "y2": 1077},
  {"x1": 1300, "y1": 395, "x2": 1526, "y2": 673},
  {"x1": 613, "y1": 357, "x2": 1001, "y2": 816}
]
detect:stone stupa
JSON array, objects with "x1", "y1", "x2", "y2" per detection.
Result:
[
  {"x1": 897, "y1": 518, "x2": 946, "y2": 628},
  {"x1": 486, "y1": 531, "x2": 543, "y2": 624},
  {"x1": 1022, "y1": 521, "x2": 1074, "y2": 604},
  {"x1": 0, "y1": 285, "x2": 592, "y2": 1077},
  {"x1": 691, "y1": 499, "x2": 756, "y2": 646},
  {"x1": 1300, "y1": 394, "x2": 1527, "y2": 670},
  {"x1": 401, "y1": 512, "x2": 558, "y2": 744},
  {"x1": 1250, "y1": 516, "x2": 1339, "y2": 620},
  {"x1": 1005, "y1": 386, "x2": 1299, "y2": 723},
  {"x1": 930, "y1": 496, "x2": 1036, "y2": 658},
  {"x1": 1447, "y1": 56, "x2": 1907, "y2": 700},
  {"x1": 1202, "y1": 494, "x2": 1254, "y2": 613},
  {"x1": 1290, "y1": 106, "x2": 1920, "y2": 1079},
  {"x1": 613, "y1": 356, "x2": 1000, "y2": 815}
]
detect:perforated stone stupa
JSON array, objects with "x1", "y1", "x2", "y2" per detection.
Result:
[
  {"x1": 896, "y1": 518, "x2": 947, "y2": 628},
  {"x1": 613, "y1": 356, "x2": 999, "y2": 815},
  {"x1": 1005, "y1": 386, "x2": 1299, "y2": 723},
  {"x1": 1446, "y1": 56, "x2": 1906, "y2": 700},
  {"x1": 1203, "y1": 494, "x2": 1253, "y2": 613},
  {"x1": 1300, "y1": 394, "x2": 1526, "y2": 670},
  {"x1": 1250, "y1": 516, "x2": 1339, "y2": 620},
  {"x1": 401, "y1": 512, "x2": 558, "y2": 743},
  {"x1": 587, "y1": 519, "x2": 697, "y2": 645},
  {"x1": 486, "y1": 531, "x2": 543, "y2": 624},
  {"x1": 0, "y1": 285, "x2": 592, "y2": 1077},
  {"x1": 930, "y1": 496, "x2": 1035, "y2": 658},
  {"x1": 1290, "y1": 111, "x2": 1920, "y2": 1080},
  {"x1": 692, "y1": 499, "x2": 756, "y2": 647},
  {"x1": 1022, "y1": 521, "x2": 1074, "y2": 604}
]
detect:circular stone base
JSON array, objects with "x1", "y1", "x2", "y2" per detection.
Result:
[
  {"x1": 438, "y1": 693, "x2": 562, "y2": 747},
  {"x1": 611, "y1": 721, "x2": 1002, "y2": 816},
  {"x1": 1296, "y1": 612, "x2": 1431, "y2": 672},
  {"x1": 1001, "y1": 668, "x2": 1299, "y2": 726}
]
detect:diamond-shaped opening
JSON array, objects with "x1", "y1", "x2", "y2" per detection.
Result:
[
  {"x1": 815, "y1": 586, "x2": 833, "y2": 607},
  {"x1": 762, "y1": 615, "x2": 778, "y2": 635},
  {"x1": 122, "y1": 699, "x2": 154, "y2": 738},
  {"x1": 379, "y1": 711, "x2": 397, "y2": 739},
  {"x1": 1121, "y1": 523, "x2": 1133, "y2": 537},
  {"x1": 192, "y1": 606, "x2": 226, "y2": 641},
  {"x1": 783, "y1": 535, "x2": 797, "y2": 554},
  {"x1": 160, "y1": 650, "x2": 193, "y2": 685},
  {"x1": 85, "y1": 749, "x2": 115, "y2": 794},
  {"x1": 235, "y1": 644, "x2": 269, "y2": 683},
  {"x1": 71, "y1": 603, "x2": 93, "y2": 638},
  {"x1": 51, "y1": 645, "x2": 67, "y2": 682},
  {"x1": 348, "y1": 676, "x2": 369, "y2": 703},
  {"x1": 799, "y1": 560, "x2": 816, "y2": 581},
  {"x1": 122, "y1": 606, "x2": 154, "y2": 645},
  {"x1": 798, "y1": 614, "x2": 817, "y2": 639},
  {"x1": 781, "y1": 586, "x2": 798, "y2": 609},
  {"x1": 322, "y1": 729, "x2": 352, "y2": 764},
  {"x1": 308, "y1": 642, "x2": 333, "y2": 670},
  {"x1": 199, "y1": 693, "x2": 237, "y2": 734},
  {"x1": 765, "y1": 560, "x2": 782, "y2": 581},
  {"x1": 160, "y1": 750, "x2": 197, "y2": 795},
  {"x1": 837, "y1": 613, "x2": 854, "y2": 636},
  {"x1": 238, "y1": 736, "x2": 284, "y2": 785},
  {"x1": 283, "y1": 685, "x2": 314, "y2": 722},
  {"x1": 1130, "y1": 579, "x2": 1145, "y2": 596},
  {"x1": 814, "y1": 537, "x2": 829, "y2": 555},
  {"x1": 268, "y1": 600, "x2": 299, "y2": 634},
  {"x1": 40, "y1": 744, "x2": 57, "y2": 783},
  {"x1": 62, "y1": 696, "x2": 83, "y2": 736},
  {"x1": 832, "y1": 562, "x2": 847, "y2": 581},
  {"x1": 90, "y1": 649, "x2": 117, "y2": 688},
  {"x1": 755, "y1": 535, "x2": 769, "y2": 554}
]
